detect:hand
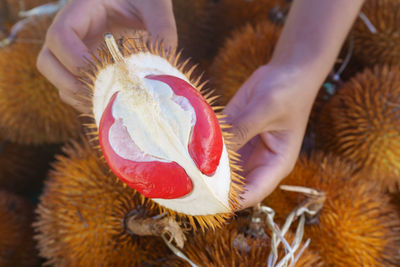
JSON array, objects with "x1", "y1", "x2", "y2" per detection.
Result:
[
  {"x1": 225, "y1": 64, "x2": 320, "y2": 209},
  {"x1": 37, "y1": 0, "x2": 177, "y2": 113}
]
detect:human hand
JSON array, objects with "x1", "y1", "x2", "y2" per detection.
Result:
[
  {"x1": 224, "y1": 64, "x2": 320, "y2": 209},
  {"x1": 37, "y1": 0, "x2": 177, "y2": 113}
]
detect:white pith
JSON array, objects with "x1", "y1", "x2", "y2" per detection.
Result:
[{"x1": 93, "y1": 52, "x2": 232, "y2": 215}]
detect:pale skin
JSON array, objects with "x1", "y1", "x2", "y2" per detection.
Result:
[{"x1": 37, "y1": 0, "x2": 364, "y2": 209}]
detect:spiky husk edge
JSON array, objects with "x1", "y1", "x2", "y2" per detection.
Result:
[{"x1": 79, "y1": 32, "x2": 245, "y2": 230}]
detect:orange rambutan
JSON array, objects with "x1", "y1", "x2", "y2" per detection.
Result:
[
  {"x1": 210, "y1": 0, "x2": 287, "y2": 53},
  {"x1": 169, "y1": 216, "x2": 323, "y2": 267},
  {"x1": 34, "y1": 138, "x2": 175, "y2": 266},
  {"x1": 353, "y1": 0, "x2": 400, "y2": 67},
  {"x1": 80, "y1": 32, "x2": 244, "y2": 230},
  {"x1": 263, "y1": 152, "x2": 400, "y2": 266},
  {"x1": 0, "y1": 14, "x2": 81, "y2": 145},
  {"x1": 315, "y1": 65, "x2": 400, "y2": 191},
  {"x1": 209, "y1": 20, "x2": 281, "y2": 105},
  {"x1": 0, "y1": 190, "x2": 38, "y2": 267}
]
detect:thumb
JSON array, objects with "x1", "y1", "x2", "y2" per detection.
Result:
[
  {"x1": 139, "y1": 0, "x2": 178, "y2": 49},
  {"x1": 227, "y1": 109, "x2": 264, "y2": 151}
]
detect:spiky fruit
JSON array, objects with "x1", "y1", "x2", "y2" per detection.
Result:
[
  {"x1": 353, "y1": 0, "x2": 400, "y2": 67},
  {"x1": 263, "y1": 152, "x2": 400, "y2": 266},
  {"x1": 169, "y1": 217, "x2": 323, "y2": 267},
  {"x1": 35, "y1": 139, "x2": 175, "y2": 266},
  {"x1": 0, "y1": 14, "x2": 81, "y2": 145},
  {"x1": 0, "y1": 190, "x2": 38, "y2": 266},
  {"x1": 81, "y1": 33, "x2": 244, "y2": 229},
  {"x1": 210, "y1": 0, "x2": 287, "y2": 55},
  {"x1": 315, "y1": 65, "x2": 400, "y2": 192},
  {"x1": 209, "y1": 20, "x2": 281, "y2": 104},
  {"x1": 0, "y1": 139, "x2": 58, "y2": 197}
]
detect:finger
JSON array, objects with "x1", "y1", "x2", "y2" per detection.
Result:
[
  {"x1": 37, "y1": 47, "x2": 89, "y2": 113},
  {"x1": 44, "y1": 0, "x2": 94, "y2": 75},
  {"x1": 238, "y1": 131, "x2": 304, "y2": 209},
  {"x1": 138, "y1": 0, "x2": 177, "y2": 49}
]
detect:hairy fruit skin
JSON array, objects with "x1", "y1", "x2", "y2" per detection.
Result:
[
  {"x1": 353, "y1": 0, "x2": 400, "y2": 67},
  {"x1": 0, "y1": 15, "x2": 81, "y2": 145},
  {"x1": 210, "y1": 20, "x2": 281, "y2": 105},
  {"x1": 263, "y1": 152, "x2": 400, "y2": 266},
  {"x1": 168, "y1": 217, "x2": 324, "y2": 267},
  {"x1": 315, "y1": 65, "x2": 400, "y2": 192},
  {"x1": 34, "y1": 138, "x2": 173, "y2": 267}
]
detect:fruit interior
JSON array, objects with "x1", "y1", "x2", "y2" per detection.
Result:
[{"x1": 94, "y1": 52, "x2": 232, "y2": 216}]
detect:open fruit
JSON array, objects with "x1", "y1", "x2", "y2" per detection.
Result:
[{"x1": 81, "y1": 33, "x2": 243, "y2": 228}]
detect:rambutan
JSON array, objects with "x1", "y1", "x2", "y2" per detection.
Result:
[
  {"x1": 315, "y1": 65, "x2": 400, "y2": 191},
  {"x1": 263, "y1": 152, "x2": 400, "y2": 266},
  {"x1": 0, "y1": 14, "x2": 81, "y2": 145},
  {"x1": 353, "y1": 0, "x2": 400, "y2": 67},
  {"x1": 34, "y1": 138, "x2": 175, "y2": 266},
  {"x1": 80, "y1": 32, "x2": 244, "y2": 230},
  {"x1": 169, "y1": 217, "x2": 323, "y2": 267},
  {"x1": 0, "y1": 190, "x2": 38, "y2": 266},
  {"x1": 210, "y1": 0, "x2": 287, "y2": 55},
  {"x1": 209, "y1": 20, "x2": 281, "y2": 104}
]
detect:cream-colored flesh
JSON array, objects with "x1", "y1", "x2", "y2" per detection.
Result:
[{"x1": 93, "y1": 53, "x2": 232, "y2": 215}]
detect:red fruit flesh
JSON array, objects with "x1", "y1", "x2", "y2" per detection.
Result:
[
  {"x1": 146, "y1": 75, "x2": 223, "y2": 175},
  {"x1": 99, "y1": 93, "x2": 193, "y2": 199}
]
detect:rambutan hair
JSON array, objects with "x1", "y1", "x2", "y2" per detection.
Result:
[
  {"x1": 353, "y1": 0, "x2": 400, "y2": 67},
  {"x1": 209, "y1": 20, "x2": 281, "y2": 104},
  {"x1": 34, "y1": 138, "x2": 174, "y2": 266},
  {"x1": 264, "y1": 152, "x2": 400, "y2": 266},
  {"x1": 0, "y1": 14, "x2": 81, "y2": 145},
  {"x1": 315, "y1": 65, "x2": 400, "y2": 192}
]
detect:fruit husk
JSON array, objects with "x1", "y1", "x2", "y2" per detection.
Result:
[
  {"x1": 263, "y1": 152, "x2": 400, "y2": 266},
  {"x1": 353, "y1": 0, "x2": 400, "y2": 67},
  {"x1": 0, "y1": 14, "x2": 82, "y2": 145},
  {"x1": 315, "y1": 65, "x2": 400, "y2": 192},
  {"x1": 34, "y1": 138, "x2": 175, "y2": 266},
  {"x1": 168, "y1": 216, "x2": 324, "y2": 267},
  {"x1": 209, "y1": 20, "x2": 282, "y2": 105}
]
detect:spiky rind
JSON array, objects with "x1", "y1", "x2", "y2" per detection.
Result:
[
  {"x1": 0, "y1": 190, "x2": 38, "y2": 267},
  {"x1": 34, "y1": 138, "x2": 173, "y2": 266},
  {"x1": 263, "y1": 152, "x2": 400, "y2": 266},
  {"x1": 209, "y1": 0, "x2": 287, "y2": 56},
  {"x1": 353, "y1": 0, "x2": 400, "y2": 67},
  {"x1": 0, "y1": 14, "x2": 81, "y2": 145},
  {"x1": 315, "y1": 65, "x2": 400, "y2": 192},
  {"x1": 210, "y1": 20, "x2": 282, "y2": 105},
  {"x1": 80, "y1": 33, "x2": 245, "y2": 230},
  {"x1": 168, "y1": 217, "x2": 323, "y2": 267}
]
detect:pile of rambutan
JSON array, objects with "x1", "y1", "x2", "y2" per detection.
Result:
[{"x1": 0, "y1": 0, "x2": 399, "y2": 266}]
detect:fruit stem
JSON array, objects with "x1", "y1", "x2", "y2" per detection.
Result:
[{"x1": 104, "y1": 33, "x2": 124, "y2": 63}]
